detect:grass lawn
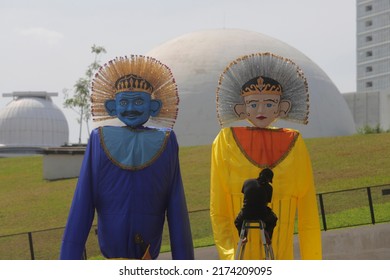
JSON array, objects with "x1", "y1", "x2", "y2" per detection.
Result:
[{"x1": 1, "y1": 132, "x2": 390, "y2": 259}]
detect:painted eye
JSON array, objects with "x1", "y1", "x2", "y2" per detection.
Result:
[
  {"x1": 266, "y1": 103, "x2": 273, "y2": 108},
  {"x1": 134, "y1": 99, "x2": 144, "y2": 106},
  {"x1": 251, "y1": 104, "x2": 257, "y2": 108},
  {"x1": 119, "y1": 100, "x2": 128, "y2": 106}
]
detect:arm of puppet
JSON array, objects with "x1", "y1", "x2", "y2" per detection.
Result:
[
  {"x1": 210, "y1": 131, "x2": 236, "y2": 260},
  {"x1": 167, "y1": 132, "x2": 194, "y2": 260},
  {"x1": 60, "y1": 131, "x2": 97, "y2": 260}
]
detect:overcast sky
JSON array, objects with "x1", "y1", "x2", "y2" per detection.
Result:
[{"x1": 0, "y1": 0, "x2": 356, "y2": 143}]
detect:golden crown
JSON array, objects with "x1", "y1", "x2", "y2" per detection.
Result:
[
  {"x1": 114, "y1": 74, "x2": 153, "y2": 95},
  {"x1": 241, "y1": 76, "x2": 282, "y2": 96}
]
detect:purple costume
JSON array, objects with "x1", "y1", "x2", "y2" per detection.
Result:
[{"x1": 60, "y1": 126, "x2": 194, "y2": 260}]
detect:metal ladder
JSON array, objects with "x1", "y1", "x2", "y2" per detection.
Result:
[{"x1": 234, "y1": 220, "x2": 274, "y2": 260}]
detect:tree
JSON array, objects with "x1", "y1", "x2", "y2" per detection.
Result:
[{"x1": 63, "y1": 44, "x2": 107, "y2": 144}]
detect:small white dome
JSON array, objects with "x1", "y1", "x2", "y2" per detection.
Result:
[
  {"x1": 147, "y1": 29, "x2": 356, "y2": 146},
  {"x1": 0, "y1": 92, "x2": 69, "y2": 147}
]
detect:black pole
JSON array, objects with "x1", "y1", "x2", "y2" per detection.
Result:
[
  {"x1": 318, "y1": 194, "x2": 327, "y2": 231},
  {"x1": 28, "y1": 232, "x2": 35, "y2": 260},
  {"x1": 367, "y1": 187, "x2": 376, "y2": 224}
]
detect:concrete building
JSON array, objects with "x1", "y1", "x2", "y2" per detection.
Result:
[
  {"x1": 357, "y1": 0, "x2": 390, "y2": 93},
  {"x1": 350, "y1": 0, "x2": 390, "y2": 131},
  {"x1": 0, "y1": 91, "x2": 69, "y2": 148},
  {"x1": 0, "y1": 91, "x2": 84, "y2": 180},
  {"x1": 344, "y1": 90, "x2": 390, "y2": 131}
]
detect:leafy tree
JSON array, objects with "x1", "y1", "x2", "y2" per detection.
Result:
[{"x1": 63, "y1": 44, "x2": 107, "y2": 144}]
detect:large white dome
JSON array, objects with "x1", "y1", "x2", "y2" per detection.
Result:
[
  {"x1": 146, "y1": 29, "x2": 356, "y2": 146},
  {"x1": 0, "y1": 92, "x2": 69, "y2": 147}
]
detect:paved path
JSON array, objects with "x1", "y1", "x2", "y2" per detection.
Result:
[
  {"x1": 158, "y1": 245, "x2": 219, "y2": 260},
  {"x1": 158, "y1": 223, "x2": 390, "y2": 260}
]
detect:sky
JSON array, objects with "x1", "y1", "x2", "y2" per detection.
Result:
[{"x1": 0, "y1": 0, "x2": 357, "y2": 144}]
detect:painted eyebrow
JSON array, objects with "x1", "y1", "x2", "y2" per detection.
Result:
[
  {"x1": 120, "y1": 94, "x2": 144, "y2": 99},
  {"x1": 263, "y1": 98, "x2": 279, "y2": 103},
  {"x1": 246, "y1": 98, "x2": 278, "y2": 104}
]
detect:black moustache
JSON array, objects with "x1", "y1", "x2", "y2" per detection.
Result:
[{"x1": 121, "y1": 110, "x2": 143, "y2": 117}]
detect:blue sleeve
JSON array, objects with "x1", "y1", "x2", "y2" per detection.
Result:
[
  {"x1": 60, "y1": 130, "x2": 99, "y2": 259},
  {"x1": 166, "y1": 132, "x2": 194, "y2": 260}
]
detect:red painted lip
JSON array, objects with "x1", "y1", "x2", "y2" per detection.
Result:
[{"x1": 256, "y1": 115, "x2": 267, "y2": 120}]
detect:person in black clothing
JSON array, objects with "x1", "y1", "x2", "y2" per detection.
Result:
[{"x1": 234, "y1": 168, "x2": 278, "y2": 244}]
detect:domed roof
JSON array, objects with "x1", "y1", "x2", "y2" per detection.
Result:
[
  {"x1": 0, "y1": 92, "x2": 69, "y2": 147},
  {"x1": 146, "y1": 28, "x2": 356, "y2": 146}
]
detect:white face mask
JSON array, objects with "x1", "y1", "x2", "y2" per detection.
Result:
[{"x1": 243, "y1": 94, "x2": 282, "y2": 128}]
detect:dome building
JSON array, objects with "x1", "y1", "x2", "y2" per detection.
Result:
[
  {"x1": 0, "y1": 91, "x2": 69, "y2": 148},
  {"x1": 145, "y1": 29, "x2": 356, "y2": 146}
]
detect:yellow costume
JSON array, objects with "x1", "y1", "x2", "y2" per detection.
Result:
[{"x1": 210, "y1": 127, "x2": 322, "y2": 260}]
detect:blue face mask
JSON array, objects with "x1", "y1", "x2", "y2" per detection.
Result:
[{"x1": 104, "y1": 91, "x2": 162, "y2": 128}]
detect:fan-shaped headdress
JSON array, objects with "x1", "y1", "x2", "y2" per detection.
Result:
[
  {"x1": 216, "y1": 52, "x2": 309, "y2": 127},
  {"x1": 91, "y1": 55, "x2": 179, "y2": 128}
]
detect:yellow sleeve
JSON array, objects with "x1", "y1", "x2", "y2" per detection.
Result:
[
  {"x1": 295, "y1": 136, "x2": 322, "y2": 259},
  {"x1": 210, "y1": 130, "x2": 236, "y2": 260}
]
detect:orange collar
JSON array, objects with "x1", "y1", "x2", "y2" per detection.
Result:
[{"x1": 231, "y1": 127, "x2": 299, "y2": 168}]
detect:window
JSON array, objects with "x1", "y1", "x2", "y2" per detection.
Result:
[
  {"x1": 365, "y1": 20, "x2": 373, "y2": 27},
  {"x1": 366, "y1": 35, "x2": 373, "y2": 42},
  {"x1": 366, "y1": 81, "x2": 373, "y2": 88},
  {"x1": 366, "y1": 50, "x2": 373, "y2": 57},
  {"x1": 366, "y1": 66, "x2": 373, "y2": 72},
  {"x1": 365, "y1": 5, "x2": 372, "y2": 12}
]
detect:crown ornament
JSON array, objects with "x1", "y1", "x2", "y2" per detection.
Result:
[
  {"x1": 241, "y1": 76, "x2": 282, "y2": 96},
  {"x1": 114, "y1": 74, "x2": 154, "y2": 95}
]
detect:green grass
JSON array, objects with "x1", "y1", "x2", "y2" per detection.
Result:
[
  {"x1": 0, "y1": 156, "x2": 76, "y2": 236},
  {"x1": 1, "y1": 132, "x2": 390, "y2": 259},
  {"x1": 306, "y1": 133, "x2": 390, "y2": 192},
  {"x1": 321, "y1": 202, "x2": 390, "y2": 229}
]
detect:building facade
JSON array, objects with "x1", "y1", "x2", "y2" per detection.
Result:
[
  {"x1": 357, "y1": 0, "x2": 390, "y2": 92},
  {"x1": 349, "y1": 0, "x2": 390, "y2": 131},
  {"x1": 0, "y1": 91, "x2": 69, "y2": 148}
]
